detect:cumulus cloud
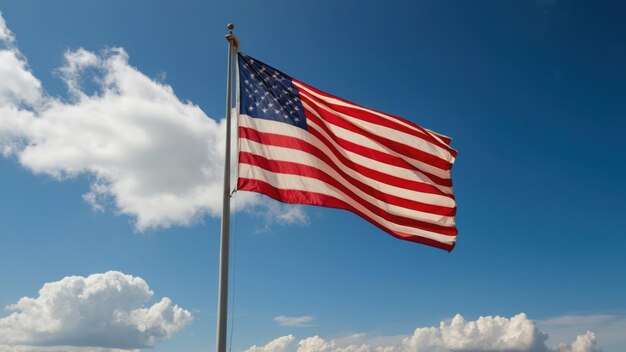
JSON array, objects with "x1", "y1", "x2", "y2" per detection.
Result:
[
  {"x1": 0, "y1": 12, "x2": 308, "y2": 230},
  {"x1": 538, "y1": 314, "x2": 622, "y2": 351},
  {"x1": 0, "y1": 271, "x2": 192, "y2": 350},
  {"x1": 275, "y1": 315, "x2": 315, "y2": 327},
  {"x1": 0, "y1": 12, "x2": 14, "y2": 44},
  {"x1": 245, "y1": 313, "x2": 604, "y2": 352},
  {"x1": 553, "y1": 331, "x2": 601, "y2": 352},
  {"x1": 247, "y1": 335, "x2": 297, "y2": 352}
]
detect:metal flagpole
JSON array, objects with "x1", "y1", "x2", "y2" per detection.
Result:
[{"x1": 217, "y1": 23, "x2": 239, "y2": 352}]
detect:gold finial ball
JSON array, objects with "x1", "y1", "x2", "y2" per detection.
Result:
[{"x1": 227, "y1": 23, "x2": 235, "y2": 30}]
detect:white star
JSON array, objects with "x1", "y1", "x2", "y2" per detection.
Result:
[
  {"x1": 248, "y1": 106, "x2": 254, "y2": 111},
  {"x1": 293, "y1": 97, "x2": 299, "y2": 101},
  {"x1": 262, "y1": 108, "x2": 268, "y2": 113},
  {"x1": 294, "y1": 106, "x2": 300, "y2": 111},
  {"x1": 294, "y1": 118, "x2": 300, "y2": 122},
  {"x1": 268, "y1": 102, "x2": 274, "y2": 108},
  {"x1": 255, "y1": 102, "x2": 260, "y2": 107},
  {"x1": 274, "y1": 109, "x2": 280, "y2": 114}
]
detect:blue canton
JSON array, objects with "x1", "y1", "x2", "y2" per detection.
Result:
[{"x1": 238, "y1": 52, "x2": 307, "y2": 130}]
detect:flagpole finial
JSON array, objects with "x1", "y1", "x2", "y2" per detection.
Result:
[{"x1": 225, "y1": 23, "x2": 239, "y2": 49}]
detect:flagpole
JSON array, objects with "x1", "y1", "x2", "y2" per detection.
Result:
[{"x1": 216, "y1": 23, "x2": 239, "y2": 352}]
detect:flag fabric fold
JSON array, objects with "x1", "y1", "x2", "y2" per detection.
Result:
[{"x1": 236, "y1": 52, "x2": 458, "y2": 251}]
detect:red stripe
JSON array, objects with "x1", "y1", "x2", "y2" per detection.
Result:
[
  {"x1": 304, "y1": 110, "x2": 453, "y2": 188},
  {"x1": 300, "y1": 93, "x2": 453, "y2": 171},
  {"x1": 237, "y1": 178, "x2": 455, "y2": 251},
  {"x1": 240, "y1": 126, "x2": 454, "y2": 198},
  {"x1": 294, "y1": 79, "x2": 457, "y2": 157},
  {"x1": 239, "y1": 145, "x2": 455, "y2": 217},
  {"x1": 299, "y1": 88, "x2": 457, "y2": 158},
  {"x1": 239, "y1": 151, "x2": 457, "y2": 235},
  {"x1": 428, "y1": 130, "x2": 452, "y2": 145}
]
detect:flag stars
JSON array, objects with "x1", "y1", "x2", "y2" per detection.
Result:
[{"x1": 240, "y1": 55, "x2": 305, "y2": 128}]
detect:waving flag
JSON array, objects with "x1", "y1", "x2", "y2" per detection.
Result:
[{"x1": 236, "y1": 52, "x2": 458, "y2": 251}]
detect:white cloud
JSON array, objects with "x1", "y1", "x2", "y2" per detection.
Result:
[
  {"x1": 401, "y1": 313, "x2": 548, "y2": 351},
  {"x1": 275, "y1": 315, "x2": 315, "y2": 327},
  {"x1": 0, "y1": 271, "x2": 192, "y2": 350},
  {"x1": 247, "y1": 335, "x2": 296, "y2": 352},
  {"x1": 538, "y1": 314, "x2": 622, "y2": 352},
  {"x1": 0, "y1": 12, "x2": 308, "y2": 230},
  {"x1": 553, "y1": 331, "x2": 601, "y2": 352},
  {"x1": 0, "y1": 14, "x2": 41, "y2": 112},
  {"x1": 0, "y1": 12, "x2": 14, "y2": 44},
  {"x1": 245, "y1": 313, "x2": 606, "y2": 352}
]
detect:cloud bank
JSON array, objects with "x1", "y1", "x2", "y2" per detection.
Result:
[
  {"x1": 0, "y1": 12, "x2": 307, "y2": 230},
  {"x1": 245, "y1": 313, "x2": 603, "y2": 352},
  {"x1": 0, "y1": 271, "x2": 191, "y2": 350}
]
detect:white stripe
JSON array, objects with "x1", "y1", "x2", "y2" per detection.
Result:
[
  {"x1": 240, "y1": 139, "x2": 456, "y2": 227},
  {"x1": 239, "y1": 163, "x2": 456, "y2": 245},
  {"x1": 239, "y1": 115, "x2": 454, "y2": 195},
  {"x1": 241, "y1": 136, "x2": 455, "y2": 208},
  {"x1": 239, "y1": 123, "x2": 455, "y2": 208},
  {"x1": 301, "y1": 102, "x2": 454, "y2": 183},
  {"x1": 294, "y1": 81, "x2": 455, "y2": 151},
  {"x1": 299, "y1": 90, "x2": 456, "y2": 164}
]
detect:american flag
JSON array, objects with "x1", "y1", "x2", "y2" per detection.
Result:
[{"x1": 236, "y1": 52, "x2": 458, "y2": 251}]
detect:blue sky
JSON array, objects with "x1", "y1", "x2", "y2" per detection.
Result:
[{"x1": 0, "y1": 1, "x2": 625, "y2": 351}]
